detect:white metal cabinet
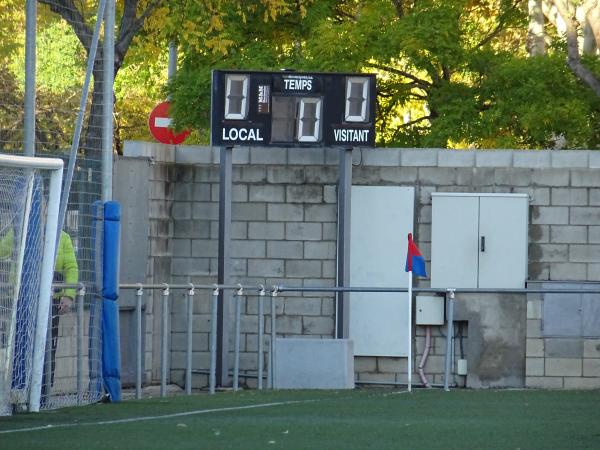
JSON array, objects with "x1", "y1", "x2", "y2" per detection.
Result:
[{"x1": 431, "y1": 193, "x2": 528, "y2": 289}]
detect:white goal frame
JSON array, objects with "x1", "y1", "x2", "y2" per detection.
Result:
[{"x1": 0, "y1": 154, "x2": 63, "y2": 414}]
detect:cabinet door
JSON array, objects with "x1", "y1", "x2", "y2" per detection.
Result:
[
  {"x1": 478, "y1": 196, "x2": 528, "y2": 288},
  {"x1": 349, "y1": 186, "x2": 414, "y2": 356},
  {"x1": 431, "y1": 195, "x2": 479, "y2": 288}
]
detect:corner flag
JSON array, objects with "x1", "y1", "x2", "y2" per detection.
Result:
[{"x1": 405, "y1": 233, "x2": 427, "y2": 277}]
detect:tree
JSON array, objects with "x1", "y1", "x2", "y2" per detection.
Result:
[
  {"x1": 169, "y1": 0, "x2": 599, "y2": 149},
  {"x1": 37, "y1": 0, "x2": 164, "y2": 155}
]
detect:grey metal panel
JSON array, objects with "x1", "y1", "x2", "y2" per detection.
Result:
[
  {"x1": 431, "y1": 194, "x2": 479, "y2": 288},
  {"x1": 113, "y1": 158, "x2": 150, "y2": 308},
  {"x1": 583, "y1": 293, "x2": 600, "y2": 337},
  {"x1": 543, "y1": 282, "x2": 582, "y2": 337},
  {"x1": 478, "y1": 196, "x2": 528, "y2": 288}
]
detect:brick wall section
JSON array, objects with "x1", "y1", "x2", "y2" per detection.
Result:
[{"x1": 122, "y1": 142, "x2": 600, "y2": 389}]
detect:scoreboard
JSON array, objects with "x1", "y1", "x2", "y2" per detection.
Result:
[{"x1": 211, "y1": 70, "x2": 376, "y2": 147}]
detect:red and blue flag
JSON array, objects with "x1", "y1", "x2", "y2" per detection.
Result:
[{"x1": 405, "y1": 233, "x2": 427, "y2": 277}]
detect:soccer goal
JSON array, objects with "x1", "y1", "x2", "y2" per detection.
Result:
[{"x1": 0, "y1": 153, "x2": 63, "y2": 416}]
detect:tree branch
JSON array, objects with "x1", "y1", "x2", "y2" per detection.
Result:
[
  {"x1": 38, "y1": 0, "x2": 93, "y2": 52},
  {"x1": 553, "y1": 0, "x2": 600, "y2": 97},
  {"x1": 364, "y1": 62, "x2": 432, "y2": 89}
]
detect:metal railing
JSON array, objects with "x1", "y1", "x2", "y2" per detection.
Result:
[{"x1": 53, "y1": 283, "x2": 600, "y2": 399}]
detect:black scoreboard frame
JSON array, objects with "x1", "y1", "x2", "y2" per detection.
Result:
[{"x1": 211, "y1": 69, "x2": 376, "y2": 148}]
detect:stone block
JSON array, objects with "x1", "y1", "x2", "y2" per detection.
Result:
[
  {"x1": 532, "y1": 206, "x2": 569, "y2": 225},
  {"x1": 232, "y1": 203, "x2": 267, "y2": 221},
  {"x1": 563, "y1": 377, "x2": 600, "y2": 389},
  {"x1": 550, "y1": 225, "x2": 587, "y2": 244},
  {"x1": 285, "y1": 259, "x2": 322, "y2": 278},
  {"x1": 267, "y1": 203, "x2": 304, "y2": 221},
  {"x1": 248, "y1": 222, "x2": 284, "y2": 240},
  {"x1": 588, "y1": 264, "x2": 600, "y2": 280},
  {"x1": 526, "y1": 339, "x2": 544, "y2": 357},
  {"x1": 570, "y1": 207, "x2": 600, "y2": 225},
  {"x1": 300, "y1": 166, "x2": 339, "y2": 183},
  {"x1": 545, "y1": 338, "x2": 583, "y2": 358},
  {"x1": 438, "y1": 150, "x2": 475, "y2": 167},
  {"x1": 549, "y1": 263, "x2": 587, "y2": 281},
  {"x1": 377, "y1": 357, "x2": 407, "y2": 373},
  {"x1": 583, "y1": 358, "x2": 600, "y2": 377},
  {"x1": 247, "y1": 259, "x2": 284, "y2": 277},
  {"x1": 590, "y1": 226, "x2": 600, "y2": 243},
  {"x1": 513, "y1": 151, "x2": 551, "y2": 168},
  {"x1": 401, "y1": 149, "x2": 437, "y2": 166},
  {"x1": 513, "y1": 187, "x2": 549, "y2": 205},
  {"x1": 494, "y1": 168, "x2": 532, "y2": 187},
  {"x1": 288, "y1": 148, "x2": 325, "y2": 165},
  {"x1": 193, "y1": 183, "x2": 212, "y2": 202},
  {"x1": 286, "y1": 185, "x2": 323, "y2": 203},
  {"x1": 238, "y1": 166, "x2": 267, "y2": 183},
  {"x1": 475, "y1": 150, "x2": 512, "y2": 167},
  {"x1": 324, "y1": 185, "x2": 337, "y2": 204},
  {"x1": 250, "y1": 147, "x2": 287, "y2": 164},
  {"x1": 231, "y1": 240, "x2": 266, "y2": 258},
  {"x1": 583, "y1": 339, "x2": 600, "y2": 358},
  {"x1": 552, "y1": 188, "x2": 588, "y2": 206},
  {"x1": 174, "y1": 183, "x2": 193, "y2": 202},
  {"x1": 284, "y1": 298, "x2": 322, "y2": 316},
  {"x1": 304, "y1": 241, "x2": 336, "y2": 260},
  {"x1": 569, "y1": 245, "x2": 600, "y2": 263},
  {"x1": 531, "y1": 169, "x2": 570, "y2": 187},
  {"x1": 418, "y1": 167, "x2": 456, "y2": 185},
  {"x1": 192, "y1": 202, "x2": 218, "y2": 220},
  {"x1": 273, "y1": 316, "x2": 303, "y2": 334},
  {"x1": 545, "y1": 357, "x2": 582, "y2": 376},
  {"x1": 534, "y1": 244, "x2": 568, "y2": 262},
  {"x1": 527, "y1": 319, "x2": 542, "y2": 338},
  {"x1": 323, "y1": 223, "x2": 337, "y2": 240},
  {"x1": 249, "y1": 185, "x2": 285, "y2": 202},
  {"x1": 525, "y1": 357, "x2": 544, "y2": 376},
  {"x1": 305, "y1": 204, "x2": 337, "y2": 222},
  {"x1": 527, "y1": 300, "x2": 542, "y2": 319},
  {"x1": 362, "y1": 148, "x2": 401, "y2": 166},
  {"x1": 172, "y1": 238, "x2": 191, "y2": 257},
  {"x1": 551, "y1": 151, "x2": 589, "y2": 168},
  {"x1": 302, "y1": 316, "x2": 335, "y2": 335},
  {"x1": 285, "y1": 222, "x2": 322, "y2": 241},
  {"x1": 267, "y1": 241, "x2": 303, "y2": 259},
  {"x1": 379, "y1": 167, "x2": 418, "y2": 183},
  {"x1": 354, "y1": 356, "x2": 377, "y2": 372},
  {"x1": 571, "y1": 169, "x2": 600, "y2": 187},
  {"x1": 590, "y1": 151, "x2": 600, "y2": 168},
  {"x1": 267, "y1": 167, "x2": 305, "y2": 184},
  {"x1": 526, "y1": 376, "x2": 563, "y2": 388},
  {"x1": 191, "y1": 239, "x2": 218, "y2": 258},
  {"x1": 529, "y1": 225, "x2": 550, "y2": 243},
  {"x1": 590, "y1": 189, "x2": 600, "y2": 206}
]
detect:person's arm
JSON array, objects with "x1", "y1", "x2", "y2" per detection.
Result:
[{"x1": 57, "y1": 232, "x2": 78, "y2": 311}]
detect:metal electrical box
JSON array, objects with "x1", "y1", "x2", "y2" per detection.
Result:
[
  {"x1": 431, "y1": 193, "x2": 528, "y2": 289},
  {"x1": 416, "y1": 296, "x2": 445, "y2": 325}
]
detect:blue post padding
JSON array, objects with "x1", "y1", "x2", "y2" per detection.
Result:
[
  {"x1": 102, "y1": 201, "x2": 120, "y2": 301},
  {"x1": 101, "y1": 200, "x2": 121, "y2": 401},
  {"x1": 102, "y1": 298, "x2": 121, "y2": 401}
]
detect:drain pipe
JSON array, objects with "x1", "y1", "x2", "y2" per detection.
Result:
[{"x1": 417, "y1": 325, "x2": 432, "y2": 388}]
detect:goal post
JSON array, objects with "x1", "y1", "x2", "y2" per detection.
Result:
[{"x1": 0, "y1": 154, "x2": 63, "y2": 415}]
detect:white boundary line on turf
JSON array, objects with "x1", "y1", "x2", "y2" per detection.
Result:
[{"x1": 0, "y1": 399, "x2": 319, "y2": 435}]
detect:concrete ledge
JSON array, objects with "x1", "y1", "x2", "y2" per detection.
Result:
[{"x1": 274, "y1": 338, "x2": 354, "y2": 389}]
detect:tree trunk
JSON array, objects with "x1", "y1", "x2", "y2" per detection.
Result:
[{"x1": 527, "y1": 0, "x2": 546, "y2": 56}]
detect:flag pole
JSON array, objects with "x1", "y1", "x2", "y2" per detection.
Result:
[{"x1": 407, "y1": 269, "x2": 412, "y2": 392}]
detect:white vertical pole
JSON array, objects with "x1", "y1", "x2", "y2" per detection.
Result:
[
  {"x1": 29, "y1": 166, "x2": 63, "y2": 412},
  {"x1": 102, "y1": 0, "x2": 115, "y2": 202},
  {"x1": 407, "y1": 271, "x2": 413, "y2": 392},
  {"x1": 24, "y1": 0, "x2": 36, "y2": 157}
]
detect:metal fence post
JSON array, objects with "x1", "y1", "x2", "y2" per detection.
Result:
[
  {"x1": 233, "y1": 285, "x2": 243, "y2": 391},
  {"x1": 135, "y1": 284, "x2": 143, "y2": 400},
  {"x1": 76, "y1": 283, "x2": 86, "y2": 404},
  {"x1": 209, "y1": 285, "x2": 219, "y2": 395},
  {"x1": 160, "y1": 284, "x2": 170, "y2": 398},
  {"x1": 270, "y1": 286, "x2": 278, "y2": 389},
  {"x1": 444, "y1": 289, "x2": 455, "y2": 392},
  {"x1": 257, "y1": 285, "x2": 265, "y2": 390},
  {"x1": 186, "y1": 283, "x2": 194, "y2": 395}
]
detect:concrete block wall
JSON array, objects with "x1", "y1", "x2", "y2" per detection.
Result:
[{"x1": 121, "y1": 142, "x2": 600, "y2": 389}]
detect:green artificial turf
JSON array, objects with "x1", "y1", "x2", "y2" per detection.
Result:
[{"x1": 1, "y1": 388, "x2": 599, "y2": 449}]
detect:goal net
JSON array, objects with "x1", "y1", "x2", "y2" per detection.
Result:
[{"x1": 0, "y1": 154, "x2": 63, "y2": 416}]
